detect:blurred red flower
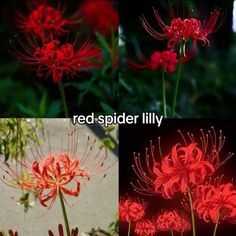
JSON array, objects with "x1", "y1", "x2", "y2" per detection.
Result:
[
  {"x1": 134, "y1": 219, "x2": 156, "y2": 236},
  {"x1": 2, "y1": 131, "x2": 109, "y2": 208},
  {"x1": 141, "y1": 3, "x2": 222, "y2": 49},
  {"x1": 132, "y1": 127, "x2": 232, "y2": 198},
  {"x1": 79, "y1": 0, "x2": 118, "y2": 36},
  {"x1": 156, "y1": 210, "x2": 191, "y2": 233},
  {"x1": 119, "y1": 197, "x2": 146, "y2": 222},
  {"x1": 127, "y1": 50, "x2": 178, "y2": 73},
  {"x1": 193, "y1": 182, "x2": 236, "y2": 224},
  {"x1": 13, "y1": 36, "x2": 102, "y2": 83},
  {"x1": 16, "y1": 3, "x2": 80, "y2": 42}
]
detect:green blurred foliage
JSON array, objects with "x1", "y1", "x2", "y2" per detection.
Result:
[
  {"x1": 0, "y1": 118, "x2": 43, "y2": 162},
  {"x1": 101, "y1": 124, "x2": 118, "y2": 151},
  {"x1": 108, "y1": 213, "x2": 119, "y2": 236},
  {"x1": 87, "y1": 213, "x2": 119, "y2": 236},
  {"x1": 0, "y1": 118, "x2": 42, "y2": 213}
]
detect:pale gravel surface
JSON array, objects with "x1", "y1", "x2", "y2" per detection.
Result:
[{"x1": 0, "y1": 119, "x2": 118, "y2": 235}]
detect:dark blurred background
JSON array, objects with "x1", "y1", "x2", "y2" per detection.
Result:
[
  {"x1": 120, "y1": 119, "x2": 236, "y2": 235},
  {"x1": 119, "y1": 0, "x2": 236, "y2": 118}
]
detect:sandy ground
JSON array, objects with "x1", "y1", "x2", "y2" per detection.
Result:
[{"x1": 0, "y1": 119, "x2": 118, "y2": 235}]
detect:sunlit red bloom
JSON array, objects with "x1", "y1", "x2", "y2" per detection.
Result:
[
  {"x1": 127, "y1": 50, "x2": 178, "y2": 73},
  {"x1": 156, "y1": 210, "x2": 191, "y2": 233},
  {"x1": 2, "y1": 131, "x2": 109, "y2": 208},
  {"x1": 12, "y1": 36, "x2": 102, "y2": 83},
  {"x1": 16, "y1": 3, "x2": 80, "y2": 42},
  {"x1": 193, "y1": 181, "x2": 236, "y2": 224},
  {"x1": 141, "y1": 4, "x2": 222, "y2": 49},
  {"x1": 48, "y1": 224, "x2": 79, "y2": 236},
  {"x1": 131, "y1": 127, "x2": 232, "y2": 198},
  {"x1": 79, "y1": 0, "x2": 118, "y2": 36},
  {"x1": 134, "y1": 219, "x2": 156, "y2": 236},
  {"x1": 119, "y1": 197, "x2": 146, "y2": 222}
]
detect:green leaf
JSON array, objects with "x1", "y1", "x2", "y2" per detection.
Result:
[
  {"x1": 101, "y1": 137, "x2": 115, "y2": 150},
  {"x1": 105, "y1": 125, "x2": 116, "y2": 134},
  {"x1": 39, "y1": 92, "x2": 48, "y2": 116},
  {"x1": 46, "y1": 100, "x2": 61, "y2": 117},
  {"x1": 15, "y1": 104, "x2": 37, "y2": 117},
  {"x1": 95, "y1": 32, "x2": 110, "y2": 52},
  {"x1": 100, "y1": 102, "x2": 114, "y2": 114}
]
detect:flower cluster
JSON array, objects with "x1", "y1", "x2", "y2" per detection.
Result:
[
  {"x1": 2, "y1": 131, "x2": 108, "y2": 209},
  {"x1": 127, "y1": 50, "x2": 178, "y2": 73},
  {"x1": 193, "y1": 182, "x2": 236, "y2": 224},
  {"x1": 119, "y1": 197, "x2": 146, "y2": 222},
  {"x1": 11, "y1": 1, "x2": 119, "y2": 83},
  {"x1": 134, "y1": 219, "x2": 156, "y2": 236},
  {"x1": 156, "y1": 209, "x2": 191, "y2": 233},
  {"x1": 128, "y1": 2, "x2": 222, "y2": 75},
  {"x1": 13, "y1": 37, "x2": 102, "y2": 83},
  {"x1": 141, "y1": 5, "x2": 222, "y2": 49},
  {"x1": 16, "y1": 4, "x2": 80, "y2": 42},
  {"x1": 127, "y1": 126, "x2": 236, "y2": 235},
  {"x1": 132, "y1": 127, "x2": 232, "y2": 199},
  {"x1": 125, "y1": 1, "x2": 223, "y2": 118},
  {"x1": 119, "y1": 196, "x2": 191, "y2": 235}
]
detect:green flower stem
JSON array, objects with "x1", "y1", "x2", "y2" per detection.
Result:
[
  {"x1": 58, "y1": 81, "x2": 69, "y2": 118},
  {"x1": 161, "y1": 69, "x2": 167, "y2": 118},
  {"x1": 187, "y1": 190, "x2": 196, "y2": 236},
  {"x1": 127, "y1": 218, "x2": 131, "y2": 236},
  {"x1": 59, "y1": 191, "x2": 70, "y2": 236},
  {"x1": 171, "y1": 41, "x2": 185, "y2": 118},
  {"x1": 213, "y1": 211, "x2": 221, "y2": 236},
  {"x1": 170, "y1": 228, "x2": 175, "y2": 236}
]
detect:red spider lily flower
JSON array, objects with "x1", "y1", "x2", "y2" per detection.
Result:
[
  {"x1": 127, "y1": 50, "x2": 178, "y2": 73},
  {"x1": 193, "y1": 181, "x2": 236, "y2": 224},
  {"x1": 79, "y1": 0, "x2": 118, "y2": 36},
  {"x1": 156, "y1": 210, "x2": 191, "y2": 233},
  {"x1": 131, "y1": 127, "x2": 233, "y2": 199},
  {"x1": 119, "y1": 197, "x2": 147, "y2": 222},
  {"x1": 1, "y1": 130, "x2": 109, "y2": 208},
  {"x1": 48, "y1": 224, "x2": 79, "y2": 236},
  {"x1": 141, "y1": 3, "x2": 222, "y2": 49},
  {"x1": 16, "y1": 3, "x2": 80, "y2": 42},
  {"x1": 12, "y1": 36, "x2": 102, "y2": 83},
  {"x1": 134, "y1": 219, "x2": 156, "y2": 236}
]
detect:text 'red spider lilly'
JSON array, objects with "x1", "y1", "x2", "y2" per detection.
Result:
[
  {"x1": 140, "y1": 1, "x2": 223, "y2": 118},
  {"x1": 131, "y1": 127, "x2": 233, "y2": 236},
  {"x1": 1, "y1": 129, "x2": 113, "y2": 236},
  {"x1": 11, "y1": 34, "x2": 102, "y2": 117}
]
